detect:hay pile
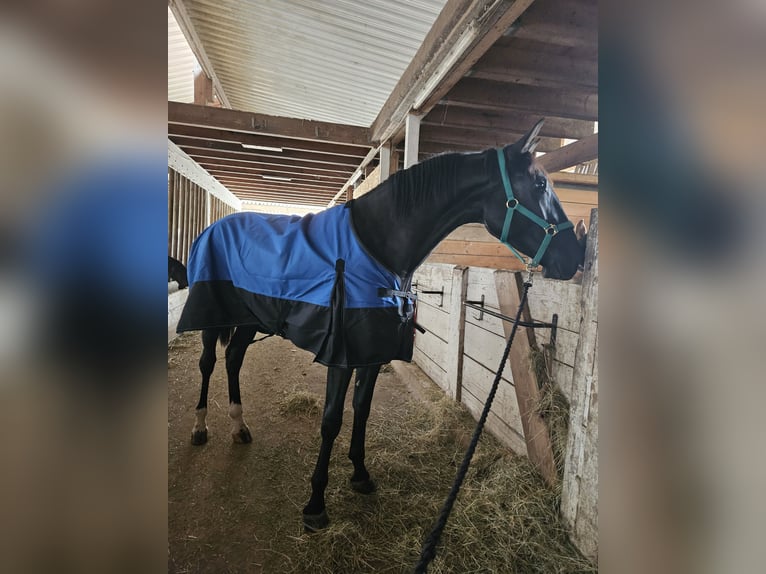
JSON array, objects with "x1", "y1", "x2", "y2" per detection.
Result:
[{"x1": 286, "y1": 379, "x2": 595, "y2": 573}]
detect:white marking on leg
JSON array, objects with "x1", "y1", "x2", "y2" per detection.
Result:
[
  {"x1": 229, "y1": 403, "x2": 248, "y2": 435},
  {"x1": 192, "y1": 408, "x2": 207, "y2": 434}
]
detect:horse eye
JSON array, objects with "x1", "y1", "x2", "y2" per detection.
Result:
[{"x1": 535, "y1": 176, "x2": 547, "y2": 191}]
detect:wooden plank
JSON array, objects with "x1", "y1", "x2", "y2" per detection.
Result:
[
  {"x1": 561, "y1": 208, "x2": 598, "y2": 559},
  {"x1": 471, "y1": 41, "x2": 597, "y2": 90},
  {"x1": 512, "y1": 0, "x2": 597, "y2": 49},
  {"x1": 414, "y1": 299, "x2": 450, "y2": 343},
  {"x1": 204, "y1": 164, "x2": 347, "y2": 183},
  {"x1": 550, "y1": 171, "x2": 599, "y2": 188},
  {"x1": 495, "y1": 270, "x2": 557, "y2": 486},
  {"x1": 413, "y1": 343, "x2": 448, "y2": 392},
  {"x1": 445, "y1": 79, "x2": 598, "y2": 121},
  {"x1": 428, "y1": 252, "x2": 526, "y2": 271},
  {"x1": 461, "y1": 357, "x2": 527, "y2": 454},
  {"x1": 168, "y1": 169, "x2": 174, "y2": 256},
  {"x1": 169, "y1": 102, "x2": 370, "y2": 147},
  {"x1": 191, "y1": 154, "x2": 353, "y2": 175},
  {"x1": 423, "y1": 105, "x2": 595, "y2": 140},
  {"x1": 445, "y1": 266, "x2": 468, "y2": 401},
  {"x1": 172, "y1": 138, "x2": 365, "y2": 167},
  {"x1": 539, "y1": 134, "x2": 599, "y2": 173},
  {"x1": 168, "y1": 124, "x2": 367, "y2": 158},
  {"x1": 420, "y1": 125, "x2": 561, "y2": 153}
]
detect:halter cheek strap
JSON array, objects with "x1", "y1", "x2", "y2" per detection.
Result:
[{"x1": 496, "y1": 148, "x2": 573, "y2": 268}]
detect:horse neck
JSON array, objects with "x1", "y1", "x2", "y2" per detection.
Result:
[{"x1": 350, "y1": 150, "x2": 494, "y2": 277}]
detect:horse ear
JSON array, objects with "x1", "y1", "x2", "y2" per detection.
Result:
[
  {"x1": 520, "y1": 118, "x2": 545, "y2": 154},
  {"x1": 575, "y1": 219, "x2": 587, "y2": 241}
]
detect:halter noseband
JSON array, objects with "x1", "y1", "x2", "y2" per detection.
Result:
[{"x1": 496, "y1": 148, "x2": 573, "y2": 269}]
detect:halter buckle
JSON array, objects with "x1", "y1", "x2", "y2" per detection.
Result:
[
  {"x1": 506, "y1": 198, "x2": 518, "y2": 209},
  {"x1": 545, "y1": 224, "x2": 558, "y2": 236}
]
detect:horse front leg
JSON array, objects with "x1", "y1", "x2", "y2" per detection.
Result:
[
  {"x1": 348, "y1": 365, "x2": 381, "y2": 494},
  {"x1": 303, "y1": 366, "x2": 353, "y2": 531},
  {"x1": 225, "y1": 326, "x2": 258, "y2": 443}
]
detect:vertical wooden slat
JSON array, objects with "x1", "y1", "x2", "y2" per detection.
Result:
[
  {"x1": 168, "y1": 168, "x2": 173, "y2": 256},
  {"x1": 171, "y1": 171, "x2": 180, "y2": 261},
  {"x1": 180, "y1": 177, "x2": 189, "y2": 265},
  {"x1": 192, "y1": 184, "x2": 199, "y2": 241},
  {"x1": 189, "y1": 182, "x2": 197, "y2": 253},
  {"x1": 446, "y1": 266, "x2": 468, "y2": 401}
]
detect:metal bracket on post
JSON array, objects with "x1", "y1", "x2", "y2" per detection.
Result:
[
  {"x1": 465, "y1": 295, "x2": 485, "y2": 320},
  {"x1": 549, "y1": 314, "x2": 558, "y2": 348},
  {"x1": 413, "y1": 281, "x2": 444, "y2": 307}
]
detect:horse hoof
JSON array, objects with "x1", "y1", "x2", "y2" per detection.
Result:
[
  {"x1": 191, "y1": 429, "x2": 208, "y2": 445},
  {"x1": 232, "y1": 427, "x2": 253, "y2": 444},
  {"x1": 350, "y1": 478, "x2": 377, "y2": 494},
  {"x1": 302, "y1": 510, "x2": 329, "y2": 533}
]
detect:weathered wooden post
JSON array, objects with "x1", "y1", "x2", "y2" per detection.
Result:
[{"x1": 561, "y1": 208, "x2": 599, "y2": 559}]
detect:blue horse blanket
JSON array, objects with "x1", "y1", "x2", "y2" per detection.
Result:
[{"x1": 176, "y1": 204, "x2": 415, "y2": 367}]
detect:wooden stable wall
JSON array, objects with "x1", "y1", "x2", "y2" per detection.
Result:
[
  {"x1": 412, "y1": 207, "x2": 599, "y2": 559},
  {"x1": 429, "y1": 173, "x2": 597, "y2": 270},
  {"x1": 412, "y1": 263, "x2": 583, "y2": 454},
  {"x1": 168, "y1": 168, "x2": 236, "y2": 265}
]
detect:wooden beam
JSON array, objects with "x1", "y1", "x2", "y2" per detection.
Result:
[
  {"x1": 168, "y1": 124, "x2": 367, "y2": 158},
  {"x1": 193, "y1": 66, "x2": 214, "y2": 106},
  {"x1": 424, "y1": 105, "x2": 595, "y2": 140},
  {"x1": 171, "y1": 138, "x2": 363, "y2": 167},
  {"x1": 404, "y1": 114, "x2": 421, "y2": 168},
  {"x1": 200, "y1": 164, "x2": 348, "y2": 182},
  {"x1": 169, "y1": 0, "x2": 231, "y2": 108},
  {"x1": 470, "y1": 41, "x2": 597, "y2": 90},
  {"x1": 512, "y1": 0, "x2": 597, "y2": 48},
  {"x1": 538, "y1": 134, "x2": 599, "y2": 173},
  {"x1": 445, "y1": 79, "x2": 598, "y2": 121},
  {"x1": 195, "y1": 154, "x2": 352, "y2": 176},
  {"x1": 420, "y1": 125, "x2": 561, "y2": 153},
  {"x1": 495, "y1": 270, "x2": 558, "y2": 486},
  {"x1": 169, "y1": 102, "x2": 371, "y2": 147},
  {"x1": 370, "y1": 0, "x2": 536, "y2": 144}
]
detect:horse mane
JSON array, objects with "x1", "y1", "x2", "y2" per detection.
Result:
[{"x1": 362, "y1": 152, "x2": 463, "y2": 217}]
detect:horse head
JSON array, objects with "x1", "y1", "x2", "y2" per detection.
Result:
[{"x1": 482, "y1": 119, "x2": 586, "y2": 280}]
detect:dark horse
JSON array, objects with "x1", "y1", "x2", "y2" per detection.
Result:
[
  {"x1": 168, "y1": 256, "x2": 188, "y2": 289},
  {"x1": 176, "y1": 120, "x2": 585, "y2": 531}
]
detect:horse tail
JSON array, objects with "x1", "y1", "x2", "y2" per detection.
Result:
[{"x1": 218, "y1": 328, "x2": 235, "y2": 347}]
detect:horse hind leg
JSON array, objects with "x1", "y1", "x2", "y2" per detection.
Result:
[
  {"x1": 225, "y1": 325, "x2": 258, "y2": 444},
  {"x1": 191, "y1": 329, "x2": 219, "y2": 445},
  {"x1": 348, "y1": 365, "x2": 381, "y2": 494}
]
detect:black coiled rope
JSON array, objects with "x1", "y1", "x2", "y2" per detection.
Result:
[{"x1": 413, "y1": 280, "x2": 532, "y2": 573}]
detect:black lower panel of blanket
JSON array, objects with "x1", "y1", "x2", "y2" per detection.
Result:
[{"x1": 176, "y1": 280, "x2": 414, "y2": 368}]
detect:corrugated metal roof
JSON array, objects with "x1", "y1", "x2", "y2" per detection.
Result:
[
  {"x1": 181, "y1": 0, "x2": 447, "y2": 126},
  {"x1": 168, "y1": 7, "x2": 198, "y2": 103}
]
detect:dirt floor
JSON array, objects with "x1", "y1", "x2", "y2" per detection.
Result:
[
  {"x1": 169, "y1": 333, "x2": 593, "y2": 574},
  {"x1": 169, "y1": 332, "x2": 443, "y2": 573}
]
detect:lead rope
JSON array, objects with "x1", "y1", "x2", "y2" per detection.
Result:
[{"x1": 413, "y1": 277, "x2": 532, "y2": 574}]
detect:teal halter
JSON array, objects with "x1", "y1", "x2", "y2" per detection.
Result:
[{"x1": 496, "y1": 148, "x2": 573, "y2": 269}]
